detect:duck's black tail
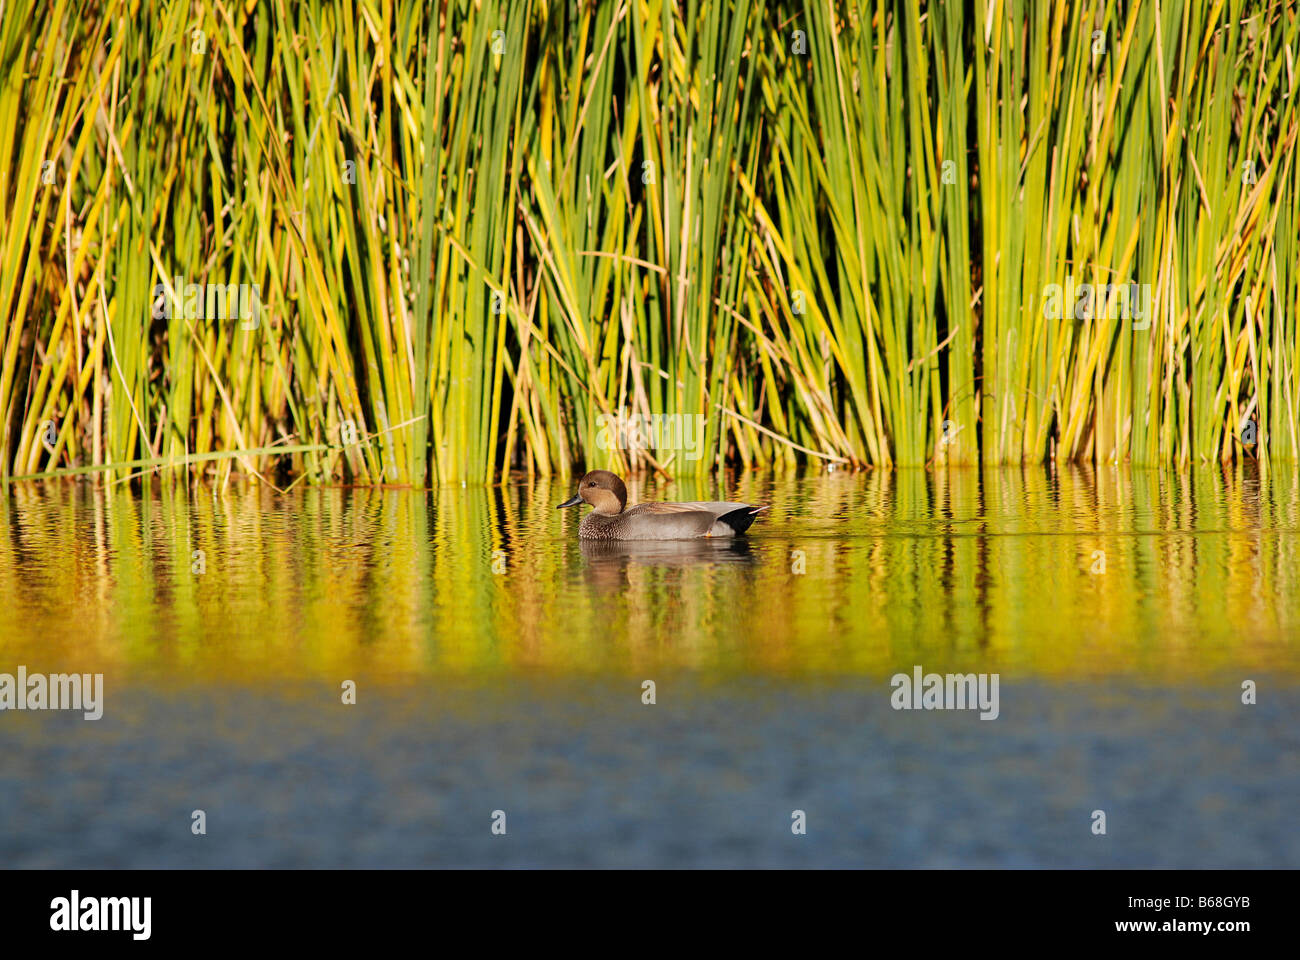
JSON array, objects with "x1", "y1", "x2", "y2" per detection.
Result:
[{"x1": 716, "y1": 505, "x2": 769, "y2": 535}]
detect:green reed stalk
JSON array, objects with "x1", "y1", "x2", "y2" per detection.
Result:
[{"x1": 1, "y1": 0, "x2": 1296, "y2": 486}]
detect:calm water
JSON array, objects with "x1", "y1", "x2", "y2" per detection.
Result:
[{"x1": 1, "y1": 465, "x2": 1297, "y2": 867}]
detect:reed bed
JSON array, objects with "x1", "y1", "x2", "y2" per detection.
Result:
[{"x1": 1, "y1": 0, "x2": 1296, "y2": 485}]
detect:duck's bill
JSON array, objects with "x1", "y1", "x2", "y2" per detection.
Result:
[{"x1": 557, "y1": 493, "x2": 583, "y2": 509}]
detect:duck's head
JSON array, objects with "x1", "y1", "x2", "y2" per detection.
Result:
[{"x1": 557, "y1": 470, "x2": 628, "y2": 515}]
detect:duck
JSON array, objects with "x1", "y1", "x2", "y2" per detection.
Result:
[{"x1": 557, "y1": 470, "x2": 768, "y2": 540}]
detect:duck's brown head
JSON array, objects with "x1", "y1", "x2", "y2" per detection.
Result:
[{"x1": 557, "y1": 470, "x2": 628, "y2": 516}]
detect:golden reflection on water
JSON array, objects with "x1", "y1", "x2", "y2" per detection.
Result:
[{"x1": 0, "y1": 464, "x2": 1295, "y2": 685}]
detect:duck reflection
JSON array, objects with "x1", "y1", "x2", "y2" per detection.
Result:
[{"x1": 578, "y1": 537, "x2": 758, "y2": 591}]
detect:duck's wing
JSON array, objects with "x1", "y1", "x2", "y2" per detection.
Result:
[
  {"x1": 657, "y1": 500, "x2": 753, "y2": 514},
  {"x1": 625, "y1": 501, "x2": 769, "y2": 537},
  {"x1": 616, "y1": 503, "x2": 720, "y2": 539}
]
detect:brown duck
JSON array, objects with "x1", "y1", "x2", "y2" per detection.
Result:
[{"x1": 558, "y1": 470, "x2": 768, "y2": 540}]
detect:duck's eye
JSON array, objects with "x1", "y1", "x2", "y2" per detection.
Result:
[{"x1": 587, "y1": 481, "x2": 597, "y2": 487}]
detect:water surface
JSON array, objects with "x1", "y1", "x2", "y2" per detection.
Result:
[{"x1": 1, "y1": 465, "x2": 1296, "y2": 866}]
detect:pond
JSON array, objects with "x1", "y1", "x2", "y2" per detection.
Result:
[{"x1": 1, "y1": 465, "x2": 1296, "y2": 866}]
